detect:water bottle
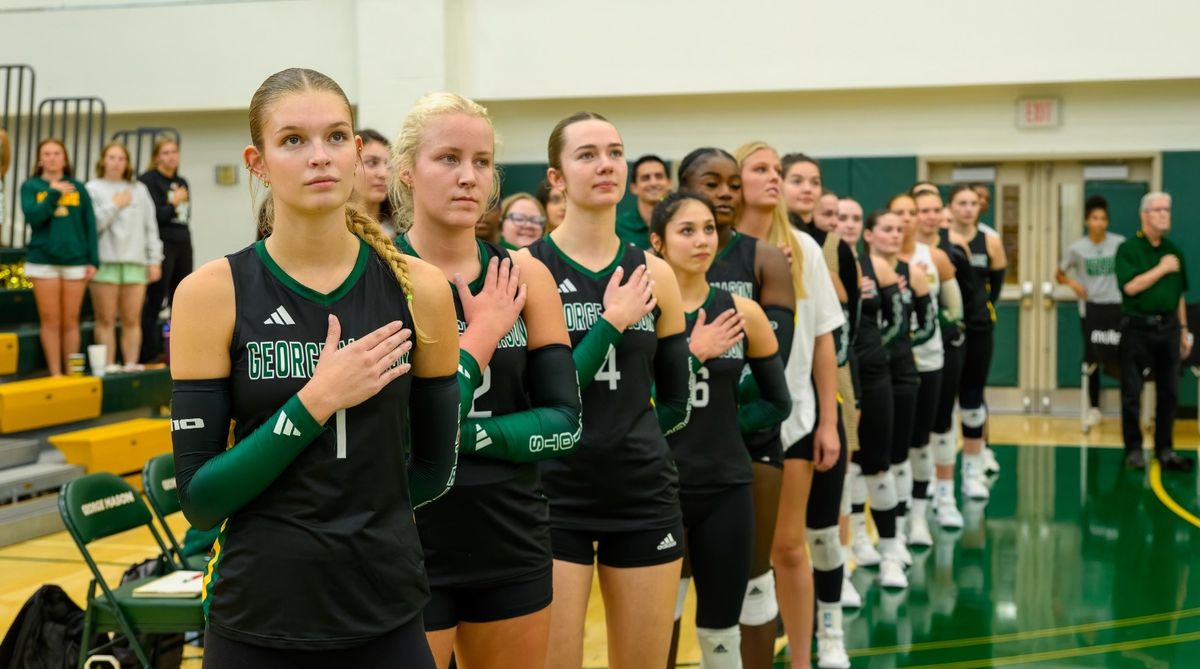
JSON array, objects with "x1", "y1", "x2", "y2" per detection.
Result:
[{"x1": 163, "y1": 321, "x2": 171, "y2": 366}]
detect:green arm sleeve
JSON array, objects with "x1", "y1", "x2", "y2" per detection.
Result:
[
  {"x1": 464, "y1": 344, "x2": 583, "y2": 463},
  {"x1": 20, "y1": 181, "x2": 61, "y2": 228},
  {"x1": 457, "y1": 350, "x2": 483, "y2": 423},
  {"x1": 653, "y1": 332, "x2": 694, "y2": 436},
  {"x1": 172, "y1": 381, "x2": 323, "y2": 531},
  {"x1": 738, "y1": 353, "x2": 791, "y2": 433},
  {"x1": 572, "y1": 318, "x2": 623, "y2": 392}
]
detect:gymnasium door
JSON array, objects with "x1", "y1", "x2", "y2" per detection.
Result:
[{"x1": 926, "y1": 159, "x2": 1153, "y2": 414}]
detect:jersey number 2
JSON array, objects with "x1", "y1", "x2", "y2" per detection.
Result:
[{"x1": 595, "y1": 346, "x2": 622, "y2": 390}]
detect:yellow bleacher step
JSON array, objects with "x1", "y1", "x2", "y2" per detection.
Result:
[
  {"x1": 0, "y1": 333, "x2": 16, "y2": 375},
  {"x1": 0, "y1": 376, "x2": 101, "y2": 433},
  {"x1": 49, "y1": 418, "x2": 171, "y2": 476}
]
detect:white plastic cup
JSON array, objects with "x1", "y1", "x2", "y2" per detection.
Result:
[{"x1": 87, "y1": 344, "x2": 107, "y2": 377}]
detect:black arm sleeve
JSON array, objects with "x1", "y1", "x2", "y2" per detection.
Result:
[
  {"x1": 738, "y1": 353, "x2": 792, "y2": 432},
  {"x1": 763, "y1": 306, "x2": 795, "y2": 365},
  {"x1": 912, "y1": 292, "x2": 937, "y2": 345},
  {"x1": 653, "y1": 332, "x2": 694, "y2": 436},
  {"x1": 848, "y1": 349, "x2": 862, "y2": 408},
  {"x1": 467, "y1": 344, "x2": 583, "y2": 463},
  {"x1": 988, "y1": 268, "x2": 1007, "y2": 306},
  {"x1": 408, "y1": 373, "x2": 460, "y2": 509}
]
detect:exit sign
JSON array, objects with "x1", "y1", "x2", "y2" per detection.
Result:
[{"x1": 1016, "y1": 97, "x2": 1061, "y2": 128}]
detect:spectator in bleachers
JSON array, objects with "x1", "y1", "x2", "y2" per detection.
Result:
[
  {"x1": 1115, "y1": 191, "x2": 1192, "y2": 471},
  {"x1": 498, "y1": 192, "x2": 547, "y2": 249},
  {"x1": 616, "y1": 154, "x2": 670, "y2": 249},
  {"x1": 138, "y1": 136, "x2": 191, "y2": 363},
  {"x1": 536, "y1": 177, "x2": 566, "y2": 233},
  {"x1": 19, "y1": 138, "x2": 98, "y2": 376},
  {"x1": 86, "y1": 142, "x2": 163, "y2": 371},
  {"x1": 1057, "y1": 195, "x2": 1123, "y2": 427},
  {"x1": 350, "y1": 128, "x2": 395, "y2": 237},
  {"x1": 474, "y1": 201, "x2": 501, "y2": 244}
]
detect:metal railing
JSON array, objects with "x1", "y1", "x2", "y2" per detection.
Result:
[
  {"x1": 1, "y1": 64, "x2": 35, "y2": 248},
  {"x1": 110, "y1": 127, "x2": 180, "y2": 175}
]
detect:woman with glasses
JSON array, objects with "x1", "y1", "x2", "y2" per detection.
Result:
[{"x1": 499, "y1": 192, "x2": 548, "y2": 249}]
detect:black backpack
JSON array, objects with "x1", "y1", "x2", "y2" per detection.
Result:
[{"x1": 0, "y1": 584, "x2": 86, "y2": 669}]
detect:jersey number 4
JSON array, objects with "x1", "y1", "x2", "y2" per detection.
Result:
[{"x1": 595, "y1": 346, "x2": 622, "y2": 391}]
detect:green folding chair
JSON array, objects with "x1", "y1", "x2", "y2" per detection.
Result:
[
  {"x1": 59, "y1": 472, "x2": 205, "y2": 669},
  {"x1": 141, "y1": 454, "x2": 212, "y2": 571}
]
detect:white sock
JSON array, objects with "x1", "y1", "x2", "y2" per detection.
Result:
[{"x1": 935, "y1": 479, "x2": 955, "y2": 502}]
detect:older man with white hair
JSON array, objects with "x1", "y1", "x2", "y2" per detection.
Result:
[{"x1": 1115, "y1": 192, "x2": 1193, "y2": 471}]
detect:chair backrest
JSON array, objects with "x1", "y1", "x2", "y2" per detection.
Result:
[
  {"x1": 142, "y1": 454, "x2": 180, "y2": 519},
  {"x1": 59, "y1": 473, "x2": 153, "y2": 545}
]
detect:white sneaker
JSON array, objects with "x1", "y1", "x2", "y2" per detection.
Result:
[
  {"x1": 962, "y1": 473, "x2": 990, "y2": 500},
  {"x1": 840, "y1": 573, "x2": 862, "y2": 608},
  {"x1": 816, "y1": 629, "x2": 851, "y2": 669},
  {"x1": 852, "y1": 533, "x2": 882, "y2": 567},
  {"x1": 907, "y1": 512, "x2": 933, "y2": 547},
  {"x1": 1085, "y1": 407, "x2": 1103, "y2": 430},
  {"x1": 886, "y1": 538, "x2": 913, "y2": 567},
  {"x1": 982, "y1": 446, "x2": 1000, "y2": 475},
  {"x1": 936, "y1": 498, "x2": 964, "y2": 529},
  {"x1": 880, "y1": 557, "x2": 908, "y2": 589}
]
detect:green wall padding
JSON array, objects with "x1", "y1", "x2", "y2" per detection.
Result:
[
  {"x1": 846, "y1": 156, "x2": 918, "y2": 213},
  {"x1": 987, "y1": 303, "x2": 1020, "y2": 387},
  {"x1": 1163, "y1": 152, "x2": 1200, "y2": 303}
]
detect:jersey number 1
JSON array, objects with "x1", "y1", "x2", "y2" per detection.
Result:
[
  {"x1": 335, "y1": 409, "x2": 347, "y2": 459},
  {"x1": 595, "y1": 346, "x2": 622, "y2": 390}
]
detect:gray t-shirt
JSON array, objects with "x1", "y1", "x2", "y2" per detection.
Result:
[{"x1": 1060, "y1": 232, "x2": 1125, "y2": 315}]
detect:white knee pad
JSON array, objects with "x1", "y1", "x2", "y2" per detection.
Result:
[
  {"x1": 867, "y1": 471, "x2": 898, "y2": 512},
  {"x1": 840, "y1": 471, "x2": 853, "y2": 516},
  {"x1": 892, "y1": 460, "x2": 913, "y2": 504},
  {"x1": 739, "y1": 571, "x2": 778, "y2": 626},
  {"x1": 849, "y1": 462, "x2": 867, "y2": 506},
  {"x1": 911, "y1": 445, "x2": 934, "y2": 482},
  {"x1": 932, "y1": 431, "x2": 957, "y2": 466},
  {"x1": 961, "y1": 405, "x2": 987, "y2": 429},
  {"x1": 675, "y1": 577, "x2": 690, "y2": 622},
  {"x1": 807, "y1": 525, "x2": 845, "y2": 573},
  {"x1": 696, "y1": 625, "x2": 742, "y2": 669}
]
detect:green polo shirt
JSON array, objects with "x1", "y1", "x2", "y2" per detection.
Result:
[
  {"x1": 1114, "y1": 230, "x2": 1188, "y2": 316},
  {"x1": 615, "y1": 207, "x2": 651, "y2": 250}
]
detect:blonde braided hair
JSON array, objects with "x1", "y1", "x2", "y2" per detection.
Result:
[{"x1": 249, "y1": 68, "x2": 425, "y2": 339}]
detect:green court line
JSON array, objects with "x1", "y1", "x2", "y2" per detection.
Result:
[
  {"x1": 848, "y1": 606, "x2": 1200, "y2": 657},
  {"x1": 898, "y1": 628, "x2": 1200, "y2": 669},
  {"x1": 1150, "y1": 459, "x2": 1200, "y2": 529}
]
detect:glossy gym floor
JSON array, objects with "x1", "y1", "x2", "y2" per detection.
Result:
[{"x1": 2, "y1": 415, "x2": 1197, "y2": 668}]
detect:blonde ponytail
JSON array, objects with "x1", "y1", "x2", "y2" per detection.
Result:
[
  {"x1": 734, "y1": 141, "x2": 807, "y2": 300},
  {"x1": 344, "y1": 205, "x2": 430, "y2": 343}
]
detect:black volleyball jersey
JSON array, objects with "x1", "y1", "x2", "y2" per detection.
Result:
[
  {"x1": 211, "y1": 239, "x2": 423, "y2": 650},
  {"x1": 398, "y1": 236, "x2": 550, "y2": 588},
  {"x1": 938, "y1": 230, "x2": 973, "y2": 342},
  {"x1": 887, "y1": 260, "x2": 918, "y2": 380},
  {"x1": 670, "y1": 288, "x2": 751, "y2": 493},
  {"x1": 707, "y1": 231, "x2": 757, "y2": 300},
  {"x1": 964, "y1": 230, "x2": 994, "y2": 330},
  {"x1": 526, "y1": 236, "x2": 679, "y2": 531},
  {"x1": 855, "y1": 253, "x2": 889, "y2": 372},
  {"x1": 705, "y1": 231, "x2": 782, "y2": 458}
]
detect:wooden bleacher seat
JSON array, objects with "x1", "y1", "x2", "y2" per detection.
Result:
[
  {"x1": 0, "y1": 376, "x2": 101, "y2": 433},
  {"x1": 48, "y1": 418, "x2": 170, "y2": 477}
]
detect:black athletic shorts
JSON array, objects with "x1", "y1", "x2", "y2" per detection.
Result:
[
  {"x1": 746, "y1": 431, "x2": 784, "y2": 469},
  {"x1": 202, "y1": 614, "x2": 433, "y2": 668},
  {"x1": 423, "y1": 571, "x2": 553, "y2": 631},
  {"x1": 785, "y1": 404, "x2": 846, "y2": 461},
  {"x1": 551, "y1": 520, "x2": 686, "y2": 568}
]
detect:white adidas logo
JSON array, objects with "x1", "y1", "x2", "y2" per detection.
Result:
[
  {"x1": 272, "y1": 410, "x2": 302, "y2": 437},
  {"x1": 558, "y1": 278, "x2": 578, "y2": 294},
  {"x1": 474, "y1": 424, "x2": 493, "y2": 450},
  {"x1": 657, "y1": 533, "x2": 677, "y2": 551},
  {"x1": 264, "y1": 305, "x2": 296, "y2": 325}
]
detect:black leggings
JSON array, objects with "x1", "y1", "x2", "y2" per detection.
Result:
[
  {"x1": 202, "y1": 615, "x2": 434, "y2": 669},
  {"x1": 140, "y1": 238, "x2": 193, "y2": 362},
  {"x1": 913, "y1": 369, "x2": 943, "y2": 450},
  {"x1": 959, "y1": 328, "x2": 994, "y2": 438},
  {"x1": 853, "y1": 358, "x2": 893, "y2": 475},
  {"x1": 890, "y1": 368, "x2": 920, "y2": 467},
  {"x1": 933, "y1": 335, "x2": 965, "y2": 434},
  {"x1": 681, "y1": 485, "x2": 754, "y2": 629},
  {"x1": 806, "y1": 407, "x2": 847, "y2": 606}
]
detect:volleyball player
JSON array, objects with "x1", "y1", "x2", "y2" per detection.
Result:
[
  {"x1": 652, "y1": 191, "x2": 791, "y2": 669},
  {"x1": 896, "y1": 191, "x2": 956, "y2": 546},
  {"x1": 170, "y1": 68, "x2": 462, "y2": 667},
  {"x1": 526, "y1": 112, "x2": 693, "y2": 669},
  {"x1": 675, "y1": 146, "x2": 795, "y2": 669},
  {"x1": 349, "y1": 128, "x2": 394, "y2": 235},
  {"x1": 912, "y1": 186, "x2": 970, "y2": 528},
  {"x1": 948, "y1": 185, "x2": 1007, "y2": 500},
  {"x1": 851, "y1": 210, "x2": 911, "y2": 590},
  {"x1": 389, "y1": 93, "x2": 582, "y2": 669}
]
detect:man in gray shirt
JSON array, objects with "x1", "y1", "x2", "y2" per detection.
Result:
[{"x1": 1057, "y1": 195, "x2": 1124, "y2": 425}]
